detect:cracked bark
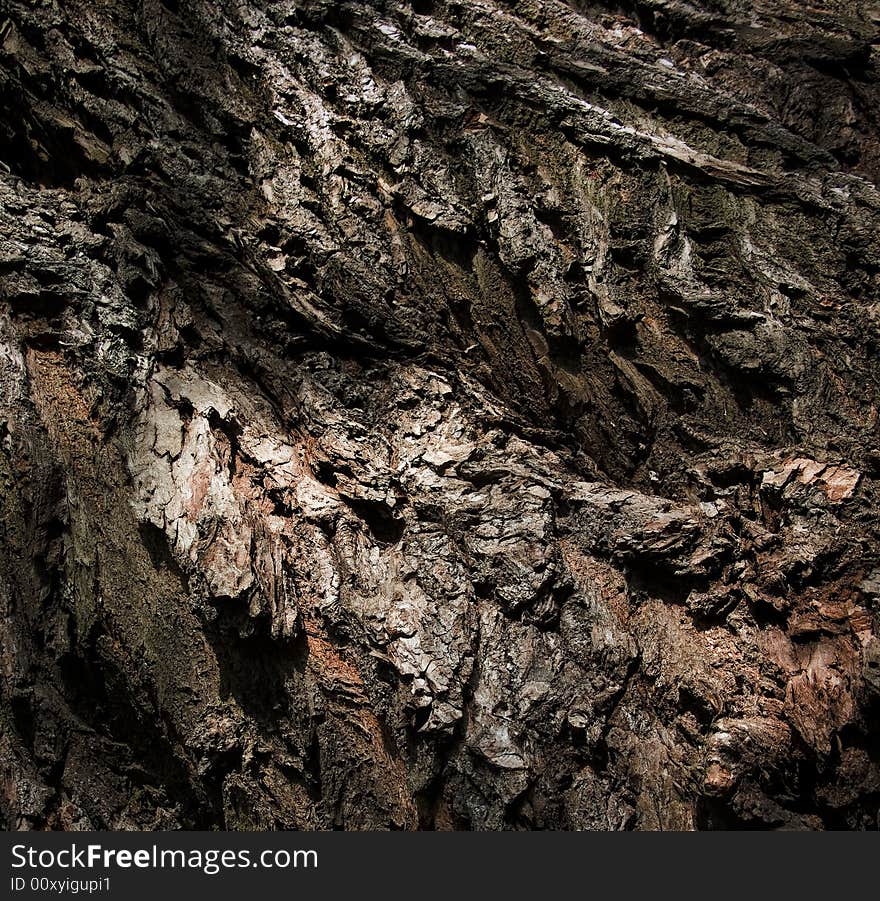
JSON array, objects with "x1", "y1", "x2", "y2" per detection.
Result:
[{"x1": 1, "y1": 0, "x2": 879, "y2": 830}]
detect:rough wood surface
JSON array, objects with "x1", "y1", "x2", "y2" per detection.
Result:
[{"x1": 1, "y1": 0, "x2": 879, "y2": 829}]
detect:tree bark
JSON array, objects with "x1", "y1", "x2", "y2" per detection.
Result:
[{"x1": 1, "y1": 0, "x2": 879, "y2": 830}]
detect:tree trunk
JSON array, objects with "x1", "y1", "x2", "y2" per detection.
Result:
[{"x1": 1, "y1": 0, "x2": 879, "y2": 830}]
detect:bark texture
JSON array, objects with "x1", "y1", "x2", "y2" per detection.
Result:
[{"x1": 1, "y1": 0, "x2": 880, "y2": 830}]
